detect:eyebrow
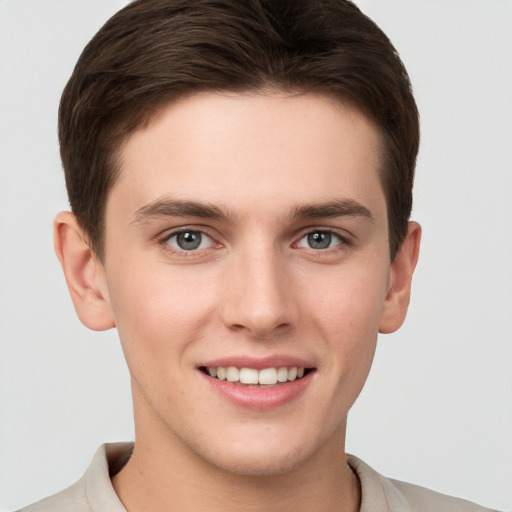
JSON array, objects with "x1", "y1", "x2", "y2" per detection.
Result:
[
  {"x1": 290, "y1": 199, "x2": 373, "y2": 222},
  {"x1": 132, "y1": 198, "x2": 230, "y2": 223},
  {"x1": 132, "y1": 197, "x2": 372, "y2": 224}
]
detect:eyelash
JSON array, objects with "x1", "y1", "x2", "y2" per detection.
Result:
[
  {"x1": 156, "y1": 227, "x2": 351, "y2": 257},
  {"x1": 295, "y1": 230, "x2": 349, "y2": 252},
  {"x1": 157, "y1": 228, "x2": 220, "y2": 257}
]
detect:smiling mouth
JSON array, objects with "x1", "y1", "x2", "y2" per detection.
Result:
[{"x1": 199, "y1": 366, "x2": 314, "y2": 387}]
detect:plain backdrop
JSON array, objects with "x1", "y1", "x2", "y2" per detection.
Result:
[{"x1": 0, "y1": 1, "x2": 511, "y2": 510}]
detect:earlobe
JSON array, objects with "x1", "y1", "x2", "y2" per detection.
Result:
[
  {"x1": 54, "y1": 211, "x2": 115, "y2": 331},
  {"x1": 379, "y1": 222, "x2": 421, "y2": 334}
]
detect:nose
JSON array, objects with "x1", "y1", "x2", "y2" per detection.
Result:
[{"x1": 220, "y1": 249, "x2": 298, "y2": 338}]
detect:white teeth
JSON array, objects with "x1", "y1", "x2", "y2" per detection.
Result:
[
  {"x1": 258, "y1": 367, "x2": 278, "y2": 385},
  {"x1": 207, "y1": 366, "x2": 307, "y2": 385},
  {"x1": 239, "y1": 368, "x2": 259, "y2": 384},
  {"x1": 226, "y1": 366, "x2": 239, "y2": 382},
  {"x1": 277, "y1": 367, "x2": 288, "y2": 383}
]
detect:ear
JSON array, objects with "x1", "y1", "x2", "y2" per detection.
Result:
[
  {"x1": 54, "y1": 211, "x2": 115, "y2": 331},
  {"x1": 379, "y1": 221, "x2": 421, "y2": 334}
]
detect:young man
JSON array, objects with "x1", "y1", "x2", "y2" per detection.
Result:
[{"x1": 19, "y1": 1, "x2": 499, "y2": 511}]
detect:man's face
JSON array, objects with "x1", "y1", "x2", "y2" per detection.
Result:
[{"x1": 102, "y1": 92, "x2": 393, "y2": 474}]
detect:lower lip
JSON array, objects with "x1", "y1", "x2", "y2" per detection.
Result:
[{"x1": 199, "y1": 370, "x2": 313, "y2": 410}]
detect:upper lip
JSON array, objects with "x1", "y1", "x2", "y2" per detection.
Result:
[{"x1": 199, "y1": 355, "x2": 316, "y2": 370}]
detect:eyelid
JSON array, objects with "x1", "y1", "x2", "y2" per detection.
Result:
[
  {"x1": 294, "y1": 226, "x2": 352, "y2": 244},
  {"x1": 296, "y1": 230, "x2": 344, "y2": 248},
  {"x1": 156, "y1": 226, "x2": 221, "y2": 255},
  {"x1": 156, "y1": 224, "x2": 215, "y2": 241},
  {"x1": 168, "y1": 230, "x2": 213, "y2": 250}
]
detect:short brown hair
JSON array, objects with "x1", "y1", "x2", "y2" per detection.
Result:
[{"x1": 59, "y1": 0, "x2": 419, "y2": 259}]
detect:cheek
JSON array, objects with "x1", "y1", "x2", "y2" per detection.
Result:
[
  {"x1": 310, "y1": 266, "x2": 388, "y2": 333},
  {"x1": 306, "y1": 265, "x2": 388, "y2": 379},
  {"x1": 106, "y1": 263, "x2": 217, "y2": 366}
]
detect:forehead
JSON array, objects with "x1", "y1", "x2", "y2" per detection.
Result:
[{"x1": 109, "y1": 92, "x2": 387, "y2": 223}]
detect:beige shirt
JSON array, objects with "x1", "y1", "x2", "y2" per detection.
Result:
[{"x1": 19, "y1": 443, "x2": 498, "y2": 512}]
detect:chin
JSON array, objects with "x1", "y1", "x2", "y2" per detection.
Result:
[
  {"x1": 202, "y1": 446, "x2": 313, "y2": 477},
  {"x1": 187, "y1": 428, "x2": 333, "y2": 478}
]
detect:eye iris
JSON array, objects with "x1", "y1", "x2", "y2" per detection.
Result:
[
  {"x1": 308, "y1": 232, "x2": 331, "y2": 249},
  {"x1": 176, "y1": 231, "x2": 202, "y2": 250}
]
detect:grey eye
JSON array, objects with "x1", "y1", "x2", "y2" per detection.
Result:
[
  {"x1": 297, "y1": 231, "x2": 343, "y2": 250},
  {"x1": 307, "y1": 232, "x2": 332, "y2": 249},
  {"x1": 167, "y1": 231, "x2": 212, "y2": 251}
]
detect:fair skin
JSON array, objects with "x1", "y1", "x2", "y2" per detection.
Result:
[{"x1": 55, "y1": 92, "x2": 420, "y2": 512}]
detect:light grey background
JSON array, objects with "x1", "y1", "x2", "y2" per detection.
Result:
[{"x1": 1, "y1": 1, "x2": 511, "y2": 510}]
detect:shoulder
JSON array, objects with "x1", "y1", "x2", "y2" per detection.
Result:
[
  {"x1": 16, "y1": 478, "x2": 90, "y2": 512},
  {"x1": 382, "y1": 477, "x2": 498, "y2": 512},
  {"x1": 17, "y1": 443, "x2": 130, "y2": 512},
  {"x1": 347, "y1": 455, "x2": 499, "y2": 512}
]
